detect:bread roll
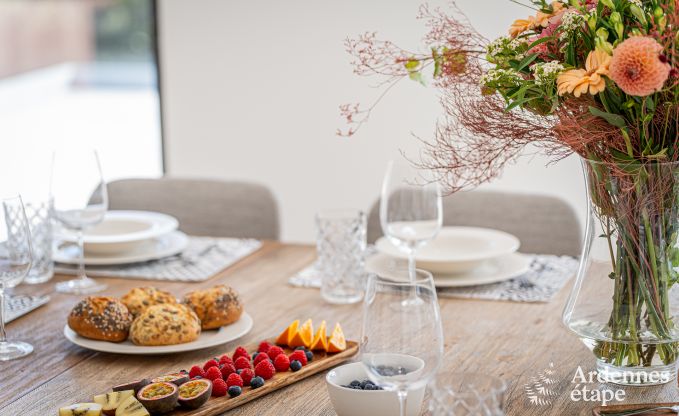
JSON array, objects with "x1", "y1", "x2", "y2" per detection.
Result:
[
  {"x1": 183, "y1": 285, "x2": 243, "y2": 330},
  {"x1": 129, "y1": 303, "x2": 201, "y2": 346},
  {"x1": 68, "y1": 297, "x2": 132, "y2": 342}
]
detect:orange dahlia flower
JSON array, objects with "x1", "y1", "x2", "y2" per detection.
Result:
[
  {"x1": 535, "y1": 1, "x2": 566, "y2": 27},
  {"x1": 609, "y1": 36, "x2": 670, "y2": 97},
  {"x1": 557, "y1": 49, "x2": 611, "y2": 97}
]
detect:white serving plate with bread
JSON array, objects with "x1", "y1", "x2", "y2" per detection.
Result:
[{"x1": 63, "y1": 312, "x2": 253, "y2": 355}]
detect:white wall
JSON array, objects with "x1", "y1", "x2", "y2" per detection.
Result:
[{"x1": 158, "y1": 0, "x2": 586, "y2": 243}]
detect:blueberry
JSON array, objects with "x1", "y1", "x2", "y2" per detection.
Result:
[
  {"x1": 252, "y1": 352, "x2": 259, "y2": 361},
  {"x1": 179, "y1": 369, "x2": 188, "y2": 374},
  {"x1": 305, "y1": 351, "x2": 313, "y2": 362},
  {"x1": 349, "y1": 380, "x2": 361, "y2": 387},
  {"x1": 236, "y1": 369, "x2": 243, "y2": 374},
  {"x1": 290, "y1": 360, "x2": 303, "y2": 372},
  {"x1": 359, "y1": 381, "x2": 367, "y2": 389},
  {"x1": 364, "y1": 384, "x2": 376, "y2": 390},
  {"x1": 193, "y1": 375, "x2": 202, "y2": 379},
  {"x1": 295, "y1": 346, "x2": 306, "y2": 351},
  {"x1": 250, "y1": 376, "x2": 265, "y2": 389},
  {"x1": 228, "y1": 385, "x2": 242, "y2": 397}
]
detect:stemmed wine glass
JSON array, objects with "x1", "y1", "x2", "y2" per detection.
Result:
[
  {"x1": 50, "y1": 149, "x2": 108, "y2": 294},
  {"x1": 0, "y1": 195, "x2": 33, "y2": 361},
  {"x1": 361, "y1": 269, "x2": 444, "y2": 416},
  {"x1": 380, "y1": 160, "x2": 442, "y2": 281}
]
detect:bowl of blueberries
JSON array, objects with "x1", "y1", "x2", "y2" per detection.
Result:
[{"x1": 325, "y1": 362, "x2": 426, "y2": 416}]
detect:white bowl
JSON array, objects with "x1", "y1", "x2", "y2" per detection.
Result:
[
  {"x1": 376, "y1": 226, "x2": 520, "y2": 274},
  {"x1": 58, "y1": 211, "x2": 179, "y2": 255},
  {"x1": 326, "y1": 362, "x2": 426, "y2": 416}
]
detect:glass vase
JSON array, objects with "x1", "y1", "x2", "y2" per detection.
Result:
[{"x1": 563, "y1": 158, "x2": 679, "y2": 386}]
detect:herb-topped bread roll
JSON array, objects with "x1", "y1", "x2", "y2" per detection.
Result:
[
  {"x1": 68, "y1": 297, "x2": 133, "y2": 342},
  {"x1": 183, "y1": 285, "x2": 243, "y2": 330},
  {"x1": 121, "y1": 287, "x2": 177, "y2": 318},
  {"x1": 129, "y1": 303, "x2": 201, "y2": 346}
]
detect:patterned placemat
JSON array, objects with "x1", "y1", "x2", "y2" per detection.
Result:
[
  {"x1": 289, "y1": 253, "x2": 579, "y2": 303},
  {"x1": 54, "y1": 237, "x2": 262, "y2": 282},
  {"x1": 6, "y1": 294, "x2": 50, "y2": 323}
]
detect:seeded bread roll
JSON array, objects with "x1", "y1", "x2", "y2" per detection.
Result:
[
  {"x1": 129, "y1": 303, "x2": 201, "y2": 346},
  {"x1": 68, "y1": 297, "x2": 133, "y2": 342},
  {"x1": 121, "y1": 287, "x2": 177, "y2": 318},
  {"x1": 183, "y1": 285, "x2": 243, "y2": 330}
]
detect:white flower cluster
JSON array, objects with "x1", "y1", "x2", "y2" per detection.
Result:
[
  {"x1": 480, "y1": 68, "x2": 522, "y2": 87},
  {"x1": 559, "y1": 10, "x2": 585, "y2": 39},
  {"x1": 531, "y1": 60, "x2": 564, "y2": 86},
  {"x1": 628, "y1": 0, "x2": 642, "y2": 6},
  {"x1": 486, "y1": 36, "x2": 526, "y2": 61}
]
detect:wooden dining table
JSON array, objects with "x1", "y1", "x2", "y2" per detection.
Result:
[{"x1": 3, "y1": 241, "x2": 679, "y2": 416}]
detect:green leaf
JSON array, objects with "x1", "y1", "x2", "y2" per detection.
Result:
[
  {"x1": 644, "y1": 96, "x2": 655, "y2": 112},
  {"x1": 404, "y1": 59, "x2": 420, "y2": 71},
  {"x1": 527, "y1": 36, "x2": 555, "y2": 50},
  {"x1": 514, "y1": 53, "x2": 538, "y2": 72},
  {"x1": 408, "y1": 71, "x2": 426, "y2": 86},
  {"x1": 589, "y1": 106, "x2": 627, "y2": 128},
  {"x1": 506, "y1": 96, "x2": 537, "y2": 111}
]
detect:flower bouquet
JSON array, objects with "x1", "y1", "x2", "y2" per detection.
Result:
[{"x1": 343, "y1": 0, "x2": 679, "y2": 385}]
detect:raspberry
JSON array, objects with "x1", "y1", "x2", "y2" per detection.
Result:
[
  {"x1": 267, "y1": 345, "x2": 284, "y2": 360},
  {"x1": 205, "y1": 366, "x2": 223, "y2": 381},
  {"x1": 289, "y1": 350, "x2": 307, "y2": 366},
  {"x1": 240, "y1": 368, "x2": 254, "y2": 385},
  {"x1": 254, "y1": 360, "x2": 276, "y2": 380},
  {"x1": 253, "y1": 352, "x2": 270, "y2": 366},
  {"x1": 212, "y1": 378, "x2": 228, "y2": 397},
  {"x1": 273, "y1": 354, "x2": 290, "y2": 372},
  {"x1": 203, "y1": 359, "x2": 219, "y2": 371},
  {"x1": 220, "y1": 363, "x2": 236, "y2": 378},
  {"x1": 189, "y1": 365, "x2": 205, "y2": 379},
  {"x1": 234, "y1": 356, "x2": 251, "y2": 370},
  {"x1": 219, "y1": 355, "x2": 234, "y2": 366},
  {"x1": 226, "y1": 372, "x2": 243, "y2": 387},
  {"x1": 233, "y1": 346, "x2": 250, "y2": 361},
  {"x1": 258, "y1": 341, "x2": 272, "y2": 354}
]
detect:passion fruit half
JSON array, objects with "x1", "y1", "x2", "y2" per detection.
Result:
[
  {"x1": 136, "y1": 381, "x2": 178, "y2": 415},
  {"x1": 113, "y1": 378, "x2": 151, "y2": 394},
  {"x1": 151, "y1": 373, "x2": 189, "y2": 386},
  {"x1": 177, "y1": 379, "x2": 212, "y2": 409}
]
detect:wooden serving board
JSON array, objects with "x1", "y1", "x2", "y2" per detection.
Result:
[
  {"x1": 163, "y1": 339, "x2": 359, "y2": 415},
  {"x1": 593, "y1": 402, "x2": 679, "y2": 415}
]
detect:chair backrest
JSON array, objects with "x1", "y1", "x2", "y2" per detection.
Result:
[
  {"x1": 367, "y1": 190, "x2": 581, "y2": 256},
  {"x1": 107, "y1": 177, "x2": 280, "y2": 239}
]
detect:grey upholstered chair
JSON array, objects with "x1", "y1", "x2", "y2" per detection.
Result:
[
  {"x1": 107, "y1": 177, "x2": 280, "y2": 239},
  {"x1": 367, "y1": 190, "x2": 581, "y2": 256}
]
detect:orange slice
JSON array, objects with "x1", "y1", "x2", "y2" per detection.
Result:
[
  {"x1": 288, "y1": 319, "x2": 313, "y2": 348},
  {"x1": 275, "y1": 319, "x2": 299, "y2": 346},
  {"x1": 327, "y1": 322, "x2": 346, "y2": 353},
  {"x1": 309, "y1": 320, "x2": 328, "y2": 351}
]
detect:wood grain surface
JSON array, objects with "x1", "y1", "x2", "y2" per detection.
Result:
[
  {"x1": 3, "y1": 241, "x2": 679, "y2": 416},
  {"x1": 592, "y1": 402, "x2": 679, "y2": 415}
]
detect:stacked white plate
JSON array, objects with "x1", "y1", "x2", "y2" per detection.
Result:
[
  {"x1": 54, "y1": 211, "x2": 189, "y2": 265},
  {"x1": 368, "y1": 226, "x2": 531, "y2": 288}
]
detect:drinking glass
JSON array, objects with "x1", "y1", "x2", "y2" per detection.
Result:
[
  {"x1": 316, "y1": 209, "x2": 367, "y2": 304},
  {"x1": 50, "y1": 149, "x2": 108, "y2": 294},
  {"x1": 21, "y1": 200, "x2": 54, "y2": 284},
  {"x1": 428, "y1": 373, "x2": 507, "y2": 416},
  {"x1": 361, "y1": 269, "x2": 444, "y2": 416},
  {"x1": 380, "y1": 160, "x2": 442, "y2": 281},
  {"x1": 0, "y1": 195, "x2": 34, "y2": 361}
]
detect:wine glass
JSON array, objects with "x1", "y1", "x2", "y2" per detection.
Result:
[
  {"x1": 361, "y1": 269, "x2": 444, "y2": 416},
  {"x1": 0, "y1": 195, "x2": 33, "y2": 361},
  {"x1": 50, "y1": 149, "x2": 108, "y2": 294},
  {"x1": 380, "y1": 160, "x2": 442, "y2": 281}
]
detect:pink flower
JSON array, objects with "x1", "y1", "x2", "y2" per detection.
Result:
[{"x1": 609, "y1": 36, "x2": 670, "y2": 96}]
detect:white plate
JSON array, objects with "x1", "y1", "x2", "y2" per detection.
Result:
[
  {"x1": 375, "y1": 226, "x2": 520, "y2": 274},
  {"x1": 54, "y1": 231, "x2": 189, "y2": 266},
  {"x1": 365, "y1": 252, "x2": 531, "y2": 288},
  {"x1": 63, "y1": 312, "x2": 253, "y2": 355},
  {"x1": 58, "y1": 211, "x2": 179, "y2": 254}
]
